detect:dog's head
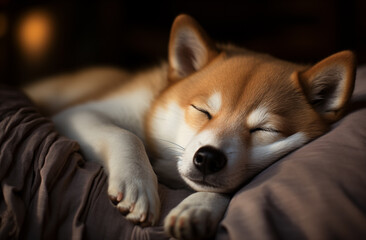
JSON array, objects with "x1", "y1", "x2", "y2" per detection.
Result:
[{"x1": 147, "y1": 14, "x2": 356, "y2": 193}]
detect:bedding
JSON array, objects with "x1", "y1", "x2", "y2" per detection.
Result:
[{"x1": 1, "y1": 66, "x2": 366, "y2": 239}]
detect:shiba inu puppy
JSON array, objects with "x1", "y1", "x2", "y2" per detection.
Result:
[{"x1": 24, "y1": 14, "x2": 356, "y2": 240}]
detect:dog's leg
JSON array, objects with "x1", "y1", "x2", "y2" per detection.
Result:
[
  {"x1": 53, "y1": 108, "x2": 160, "y2": 225},
  {"x1": 164, "y1": 192, "x2": 230, "y2": 240}
]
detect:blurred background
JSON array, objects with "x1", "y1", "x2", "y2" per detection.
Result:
[{"x1": 0, "y1": 0, "x2": 365, "y2": 86}]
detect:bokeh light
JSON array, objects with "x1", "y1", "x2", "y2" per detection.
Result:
[{"x1": 17, "y1": 9, "x2": 53, "y2": 60}]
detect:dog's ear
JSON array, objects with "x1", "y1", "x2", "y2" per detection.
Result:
[
  {"x1": 298, "y1": 50, "x2": 356, "y2": 122},
  {"x1": 168, "y1": 14, "x2": 218, "y2": 81}
]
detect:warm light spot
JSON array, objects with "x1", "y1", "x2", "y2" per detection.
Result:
[
  {"x1": 17, "y1": 10, "x2": 53, "y2": 59},
  {"x1": 0, "y1": 13, "x2": 7, "y2": 38}
]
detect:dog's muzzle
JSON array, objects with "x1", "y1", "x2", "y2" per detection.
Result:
[{"x1": 193, "y1": 146, "x2": 227, "y2": 175}]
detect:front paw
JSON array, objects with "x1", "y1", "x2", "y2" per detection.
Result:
[
  {"x1": 164, "y1": 202, "x2": 217, "y2": 240},
  {"x1": 108, "y1": 174, "x2": 160, "y2": 226}
]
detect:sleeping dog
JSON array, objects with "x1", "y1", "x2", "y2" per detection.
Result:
[{"x1": 24, "y1": 14, "x2": 356, "y2": 239}]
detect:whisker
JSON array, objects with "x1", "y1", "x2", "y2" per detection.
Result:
[
  {"x1": 164, "y1": 146, "x2": 184, "y2": 154},
  {"x1": 153, "y1": 138, "x2": 185, "y2": 151},
  {"x1": 151, "y1": 138, "x2": 185, "y2": 161}
]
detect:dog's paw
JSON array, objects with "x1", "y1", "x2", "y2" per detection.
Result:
[
  {"x1": 108, "y1": 174, "x2": 160, "y2": 226},
  {"x1": 164, "y1": 202, "x2": 217, "y2": 240}
]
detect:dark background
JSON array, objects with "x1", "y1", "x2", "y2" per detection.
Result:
[{"x1": 0, "y1": 0, "x2": 365, "y2": 86}]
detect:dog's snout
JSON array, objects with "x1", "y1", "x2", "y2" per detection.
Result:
[{"x1": 193, "y1": 146, "x2": 227, "y2": 175}]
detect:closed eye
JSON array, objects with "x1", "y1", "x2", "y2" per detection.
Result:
[
  {"x1": 250, "y1": 127, "x2": 280, "y2": 134},
  {"x1": 191, "y1": 104, "x2": 212, "y2": 120}
]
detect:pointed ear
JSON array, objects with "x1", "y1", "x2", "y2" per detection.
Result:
[
  {"x1": 168, "y1": 14, "x2": 218, "y2": 81},
  {"x1": 298, "y1": 50, "x2": 356, "y2": 122}
]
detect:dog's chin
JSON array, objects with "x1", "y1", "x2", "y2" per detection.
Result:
[{"x1": 181, "y1": 175, "x2": 230, "y2": 193}]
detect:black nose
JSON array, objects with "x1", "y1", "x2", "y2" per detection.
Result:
[{"x1": 193, "y1": 146, "x2": 227, "y2": 175}]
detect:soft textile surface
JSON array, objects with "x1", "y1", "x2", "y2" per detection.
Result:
[
  {"x1": 0, "y1": 86, "x2": 191, "y2": 239},
  {"x1": 1, "y1": 66, "x2": 366, "y2": 239}
]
